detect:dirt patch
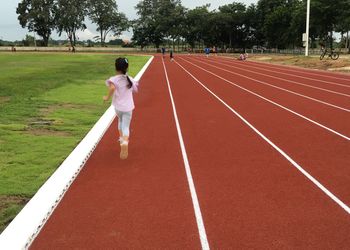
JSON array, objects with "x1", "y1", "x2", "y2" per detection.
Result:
[
  {"x1": 29, "y1": 119, "x2": 55, "y2": 126},
  {"x1": 0, "y1": 195, "x2": 30, "y2": 231},
  {"x1": 25, "y1": 103, "x2": 97, "y2": 137},
  {"x1": 256, "y1": 56, "x2": 272, "y2": 61},
  {"x1": 329, "y1": 66, "x2": 350, "y2": 72},
  {"x1": 0, "y1": 96, "x2": 10, "y2": 104},
  {"x1": 25, "y1": 128, "x2": 72, "y2": 137},
  {"x1": 39, "y1": 103, "x2": 97, "y2": 116},
  {"x1": 0, "y1": 195, "x2": 30, "y2": 211},
  {"x1": 25, "y1": 117, "x2": 72, "y2": 136}
]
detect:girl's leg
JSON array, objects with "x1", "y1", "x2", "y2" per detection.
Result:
[
  {"x1": 121, "y1": 111, "x2": 132, "y2": 142},
  {"x1": 120, "y1": 111, "x2": 133, "y2": 159},
  {"x1": 116, "y1": 110, "x2": 123, "y2": 143}
]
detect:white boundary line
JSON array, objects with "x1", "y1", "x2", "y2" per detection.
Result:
[
  {"x1": 179, "y1": 57, "x2": 350, "y2": 141},
  {"x1": 185, "y1": 57, "x2": 350, "y2": 113},
  {"x1": 218, "y1": 55, "x2": 350, "y2": 88},
  {"x1": 161, "y1": 58, "x2": 210, "y2": 250},
  {"x1": 0, "y1": 56, "x2": 154, "y2": 250},
  {"x1": 207, "y1": 57, "x2": 350, "y2": 98},
  {"x1": 175, "y1": 59, "x2": 350, "y2": 215}
]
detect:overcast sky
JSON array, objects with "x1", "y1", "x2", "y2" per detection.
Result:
[{"x1": 0, "y1": 0, "x2": 257, "y2": 41}]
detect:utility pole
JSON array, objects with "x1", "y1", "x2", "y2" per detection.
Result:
[{"x1": 305, "y1": 0, "x2": 311, "y2": 56}]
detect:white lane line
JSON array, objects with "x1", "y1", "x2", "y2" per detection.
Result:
[
  {"x1": 175, "y1": 59, "x2": 350, "y2": 215},
  {"x1": 184, "y1": 57, "x2": 350, "y2": 113},
  {"x1": 178, "y1": 57, "x2": 350, "y2": 141},
  {"x1": 161, "y1": 57, "x2": 210, "y2": 250},
  {"x1": 205, "y1": 58, "x2": 350, "y2": 98},
  {"x1": 217, "y1": 56, "x2": 350, "y2": 88}
]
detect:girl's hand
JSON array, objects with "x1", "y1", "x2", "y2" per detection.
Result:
[{"x1": 103, "y1": 96, "x2": 109, "y2": 102}]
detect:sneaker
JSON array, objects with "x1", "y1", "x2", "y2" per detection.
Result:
[
  {"x1": 120, "y1": 141, "x2": 128, "y2": 160},
  {"x1": 118, "y1": 137, "x2": 124, "y2": 144}
]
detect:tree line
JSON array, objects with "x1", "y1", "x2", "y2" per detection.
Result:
[
  {"x1": 132, "y1": 0, "x2": 350, "y2": 52},
  {"x1": 16, "y1": 0, "x2": 128, "y2": 47},
  {"x1": 16, "y1": 0, "x2": 350, "y2": 52}
]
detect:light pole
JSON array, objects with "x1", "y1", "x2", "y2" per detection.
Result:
[{"x1": 305, "y1": 0, "x2": 311, "y2": 56}]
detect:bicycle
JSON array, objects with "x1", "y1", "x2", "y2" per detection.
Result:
[{"x1": 320, "y1": 48, "x2": 339, "y2": 60}]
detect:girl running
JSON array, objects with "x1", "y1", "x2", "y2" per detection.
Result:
[{"x1": 103, "y1": 57, "x2": 139, "y2": 160}]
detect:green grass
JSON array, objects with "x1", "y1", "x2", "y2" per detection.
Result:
[{"x1": 0, "y1": 52, "x2": 150, "y2": 232}]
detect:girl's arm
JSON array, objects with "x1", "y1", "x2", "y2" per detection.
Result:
[{"x1": 103, "y1": 81, "x2": 116, "y2": 102}]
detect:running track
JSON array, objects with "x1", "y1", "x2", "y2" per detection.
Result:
[{"x1": 31, "y1": 55, "x2": 350, "y2": 249}]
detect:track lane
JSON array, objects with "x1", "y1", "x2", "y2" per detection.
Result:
[
  {"x1": 209, "y1": 56, "x2": 350, "y2": 97},
  {"x1": 176, "y1": 57, "x2": 350, "y2": 206},
  {"x1": 163, "y1": 58, "x2": 350, "y2": 249},
  {"x1": 190, "y1": 56, "x2": 350, "y2": 111},
  {"x1": 218, "y1": 55, "x2": 350, "y2": 86},
  {"x1": 181, "y1": 56, "x2": 350, "y2": 138},
  {"x1": 161, "y1": 57, "x2": 209, "y2": 249},
  {"x1": 31, "y1": 57, "x2": 202, "y2": 249}
]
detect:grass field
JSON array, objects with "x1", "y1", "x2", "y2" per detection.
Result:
[{"x1": 0, "y1": 52, "x2": 150, "y2": 232}]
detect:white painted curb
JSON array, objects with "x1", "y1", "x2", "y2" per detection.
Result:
[{"x1": 0, "y1": 56, "x2": 154, "y2": 250}]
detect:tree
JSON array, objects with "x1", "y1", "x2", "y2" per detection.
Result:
[
  {"x1": 88, "y1": 0, "x2": 129, "y2": 46},
  {"x1": 244, "y1": 4, "x2": 259, "y2": 48},
  {"x1": 133, "y1": 0, "x2": 186, "y2": 49},
  {"x1": 311, "y1": 0, "x2": 344, "y2": 48},
  {"x1": 56, "y1": 0, "x2": 88, "y2": 48},
  {"x1": 182, "y1": 5, "x2": 211, "y2": 49},
  {"x1": 205, "y1": 11, "x2": 227, "y2": 48},
  {"x1": 334, "y1": 1, "x2": 350, "y2": 52},
  {"x1": 159, "y1": 1, "x2": 186, "y2": 50},
  {"x1": 264, "y1": 6, "x2": 291, "y2": 49},
  {"x1": 132, "y1": 20, "x2": 152, "y2": 49},
  {"x1": 22, "y1": 34, "x2": 36, "y2": 46},
  {"x1": 288, "y1": 1, "x2": 306, "y2": 48},
  {"x1": 16, "y1": 0, "x2": 56, "y2": 46},
  {"x1": 254, "y1": 0, "x2": 285, "y2": 46},
  {"x1": 133, "y1": 0, "x2": 157, "y2": 48},
  {"x1": 109, "y1": 38, "x2": 124, "y2": 45},
  {"x1": 252, "y1": 0, "x2": 304, "y2": 49},
  {"x1": 218, "y1": 3, "x2": 247, "y2": 49}
]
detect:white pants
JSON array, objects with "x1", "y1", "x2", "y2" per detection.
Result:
[{"x1": 115, "y1": 110, "x2": 133, "y2": 137}]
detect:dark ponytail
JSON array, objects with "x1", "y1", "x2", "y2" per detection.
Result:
[
  {"x1": 115, "y1": 57, "x2": 133, "y2": 89},
  {"x1": 126, "y1": 75, "x2": 133, "y2": 89}
]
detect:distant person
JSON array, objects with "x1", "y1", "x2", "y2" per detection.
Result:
[
  {"x1": 170, "y1": 49, "x2": 174, "y2": 61},
  {"x1": 205, "y1": 47, "x2": 210, "y2": 58},
  {"x1": 238, "y1": 53, "x2": 248, "y2": 61},
  {"x1": 213, "y1": 46, "x2": 218, "y2": 56},
  {"x1": 11, "y1": 45, "x2": 16, "y2": 52},
  {"x1": 103, "y1": 57, "x2": 139, "y2": 160},
  {"x1": 161, "y1": 47, "x2": 166, "y2": 57}
]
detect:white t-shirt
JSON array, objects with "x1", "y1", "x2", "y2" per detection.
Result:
[{"x1": 106, "y1": 75, "x2": 139, "y2": 112}]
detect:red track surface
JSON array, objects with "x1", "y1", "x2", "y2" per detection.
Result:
[{"x1": 32, "y1": 55, "x2": 350, "y2": 249}]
